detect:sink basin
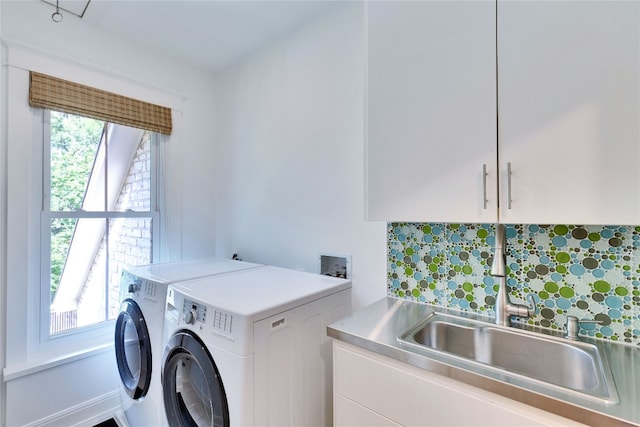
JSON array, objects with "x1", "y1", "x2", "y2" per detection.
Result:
[{"x1": 399, "y1": 312, "x2": 619, "y2": 404}]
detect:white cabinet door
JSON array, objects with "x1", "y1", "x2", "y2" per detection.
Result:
[
  {"x1": 366, "y1": 1, "x2": 497, "y2": 223},
  {"x1": 497, "y1": 1, "x2": 640, "y2": 224}
]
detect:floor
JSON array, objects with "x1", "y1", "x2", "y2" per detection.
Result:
[{"x1": 93, "y1": 418, "x2": 119, "y2": 427}]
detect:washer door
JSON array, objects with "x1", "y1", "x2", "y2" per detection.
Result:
[
  {"x1": 162, "y1": 330, "x2": 230, "y2": 427},
  {"x1": 114, "y1": 298, "x2": 152, "y2": 400}
]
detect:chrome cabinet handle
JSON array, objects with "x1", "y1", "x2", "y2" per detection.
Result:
[
  {"x1": 482, "y1": 164, "x2": 488, "y2": 210},
  {"x1": 506, "y1": 162, "x2": 513, "y2": 209}
]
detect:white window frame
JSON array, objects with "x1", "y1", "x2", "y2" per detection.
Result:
[
  {"x1": 3, "y1": 47, "x2": 178, "y2": 372},
  {"x1": 40, "y1": 110, "x2": 161, "y2": 342}
]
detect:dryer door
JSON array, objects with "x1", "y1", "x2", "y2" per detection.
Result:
[
  {"x1": 162, "y1": 330, "x2": 230, "y2": 427},
  {"x1": 114, "y1": 298, "x2": 152, "y2": 400}
]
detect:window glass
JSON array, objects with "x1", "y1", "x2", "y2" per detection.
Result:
[
  {"x1": 50, "y1": 113, "x2": 104, "y2": 211},
  {"x1": 46, "y1": 111, "x2": 157, "y2": 335}
]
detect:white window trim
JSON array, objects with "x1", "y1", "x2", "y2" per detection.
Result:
[{"x1": 3, "y1": 46, "x2": 177, "y2": 375}]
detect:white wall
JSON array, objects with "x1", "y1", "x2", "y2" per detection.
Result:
[
  {"x1": 213, "y1": 2, "x2": 387, "y2": 310},
  {"x1": 0, "y1": 1, "x2": 217, "y2": 425},
  {"x1": 5, "y1": 350, "x2": 122, "y2": 427}
]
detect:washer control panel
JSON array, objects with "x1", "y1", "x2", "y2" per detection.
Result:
[
  {"x1": 120, "y1": 270, "x2": 141, "y2": 299},
  {"x1": 182, "y1": 300, "x2": 207, "y2": 325},
  {"x1": 172, "y1": 293, "x2": 235, "y2": 341}
]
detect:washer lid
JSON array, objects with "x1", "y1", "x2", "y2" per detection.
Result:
[
  {"x1": 123, "y1": 256, "x2": 263, "y2": 284},
  {"x1": 169, "y1": 265, "x2": 351, "y2": 321}
]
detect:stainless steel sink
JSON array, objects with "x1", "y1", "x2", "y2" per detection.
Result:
[{"x1": 399, "y1": 312, "x2": 619, "y2": 404}]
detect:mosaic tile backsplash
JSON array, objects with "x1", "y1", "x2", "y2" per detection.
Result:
[{"x1": 388, "y1": 223, "x2": 640, "y2": 346}]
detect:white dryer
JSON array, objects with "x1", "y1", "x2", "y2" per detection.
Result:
[
  {"x1": 114, "y1": 257, "x2": 263, "y2": 427},
  {"x1": 161, "y1": 266, "x2": 352, "y2": 427}
]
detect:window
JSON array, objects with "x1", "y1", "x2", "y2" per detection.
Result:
[
  {"x1": 4, "y1": 61, "x2": 176, "y2": 365},
  {"x1": 43, "y1": 111, "x2": 160, "y2": 335}
]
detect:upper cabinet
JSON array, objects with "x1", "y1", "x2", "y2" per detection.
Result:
[
  {"x1": 366, "y1": 1, "x2": 640, "y2": 225},
  {"x1": 365, "y1": 1, "x2": 498, "y2": 223},
  {"x1": 497, "y1": 1, "x2": 640, "y2": 225}
]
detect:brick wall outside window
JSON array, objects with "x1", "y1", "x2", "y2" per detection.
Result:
[{"x1": 75, "y1": 131, "x2": 153, "y2": 326}]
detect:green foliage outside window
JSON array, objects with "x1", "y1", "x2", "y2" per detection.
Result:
[{"x1": 49, "y1": 112, "x2": 104, "y2": 297}]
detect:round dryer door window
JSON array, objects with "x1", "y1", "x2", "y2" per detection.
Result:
[
  {"x1": 115, "y1": 298, "x2": 152, "y2": 400},
  {"x1": 162, "y1": 330, "x2": 229, "y2": 427}
]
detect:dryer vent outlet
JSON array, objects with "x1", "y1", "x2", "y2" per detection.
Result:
[{"x1": 319, "y1": 253, "x2": 350, "y2": 279}]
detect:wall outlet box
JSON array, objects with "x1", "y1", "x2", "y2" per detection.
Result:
[{"x1": 318, "y1": 252, "x2": 351, "y2": 279}]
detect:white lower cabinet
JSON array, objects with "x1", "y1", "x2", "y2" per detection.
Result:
[
  {"x1": 333, "y1": 341, "x2": 586, "y2": 427},
  {"x1": 335, "y1": 394, "x2": 402, "y2": 427}
]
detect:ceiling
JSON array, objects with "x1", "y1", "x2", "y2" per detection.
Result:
[{"x1": 40, "y1": 0, "x2": 339, "y2": 72}]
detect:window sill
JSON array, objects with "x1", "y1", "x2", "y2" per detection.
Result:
[{"x1": 3, "y1": 342, "x2": 114, "y2": 381}]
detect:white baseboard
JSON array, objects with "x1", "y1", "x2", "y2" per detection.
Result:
[{"x1": 22, "y1": 390, "x2": 123, "y2": 427}]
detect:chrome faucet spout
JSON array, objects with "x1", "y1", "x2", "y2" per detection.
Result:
[
  {"x1": 491, "y1": 223, "x2": 506, "y2": 277},
  {"x1": 491, "y1": 224, "x2": 535, "y2": 326}
]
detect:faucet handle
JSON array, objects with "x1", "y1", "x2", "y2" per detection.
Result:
[
  {"x1": 509, "y1": 294, "x2": 536, "y2": 318},
  {"x1": 525, "y1": 294, "x2": 536, "y2": 316},
  {"x1": 565, "y1": 315, "x2": 603, "y2": 340}
]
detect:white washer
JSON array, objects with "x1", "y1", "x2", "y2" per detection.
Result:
[
  {"x1": 161, "y1": 266, "x2": 352, "y2": 427},
  {"x1": 114, "y1": 257, "x2": 263, "y2": 427}
]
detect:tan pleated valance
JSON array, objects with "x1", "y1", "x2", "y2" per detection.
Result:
[{"x1": 29, "y1": 71, "x2": 172, "y2": 135}]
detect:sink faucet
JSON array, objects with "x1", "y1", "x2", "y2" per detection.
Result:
[{"x1": 491, "y1": 224, "x2": 535, "y2": 326}]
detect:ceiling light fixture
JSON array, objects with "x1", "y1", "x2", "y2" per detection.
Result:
[{"x1": 51, "y1": 0, "x2": 63, "y2": 22}]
